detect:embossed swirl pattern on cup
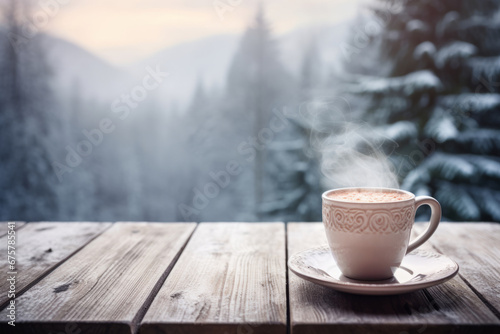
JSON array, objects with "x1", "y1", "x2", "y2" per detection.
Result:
[{"x1": 323, "y1": 202, "x2": 415, "y2": 233}]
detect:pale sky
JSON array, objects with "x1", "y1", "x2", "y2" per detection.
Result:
[{"x1": 45, "y1": 0, "x2": 359, "y2": 65}]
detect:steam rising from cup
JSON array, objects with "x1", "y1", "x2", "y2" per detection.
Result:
[{"x1": 300, "y1": 98, "x2": 400, "y2": 189}]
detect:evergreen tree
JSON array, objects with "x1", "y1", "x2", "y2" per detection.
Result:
[
  {"x1": 344, "y1": 0, "x2": 500, "y2": 221},
  {"x1": 177, "y1": 75, "x2": 235, "y2": 221},
  {"x1": 225, "y1": 7, "x2": 293, "y2": 219},
  {"x1": 0, "y1": 0, "x2": 60, "y2": 220},
  {"x1": 56, "y1": 79, "x2": 96, "y2": 220},
  {"x1": 262, "y1": 42, "x2": 325, "y2": 221},
  {"x1": 188, "y1": 75, "x2": 208, "y2": 116},
  {"x1": 299, "y1": 39, "x2": 322, "y2": 101}
]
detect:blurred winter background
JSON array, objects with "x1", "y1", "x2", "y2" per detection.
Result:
[{"x1": 1, "y1": 0, "x2": 499, "y2": 222}]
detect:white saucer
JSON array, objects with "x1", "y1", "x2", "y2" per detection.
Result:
[{"x1": 288, "y1": 245, "x2": 459, "y2": 295}]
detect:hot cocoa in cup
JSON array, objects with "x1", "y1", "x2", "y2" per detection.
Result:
[{"x1": 322, "y1": 187, "x2": 441, "y2": 280}]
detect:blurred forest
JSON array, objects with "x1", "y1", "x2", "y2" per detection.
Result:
[{"x1": 0, "y1": 0, "x2": 499, "y2": 222}]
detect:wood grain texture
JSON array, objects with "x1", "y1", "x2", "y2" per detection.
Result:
[
  {"x1": 140, "y1": 222, "x2": 287, "y2": 334},
  {"x1": 0, "y1": 222, "x2": 111, "y2": 309},
  {"x1": 0, "y1": 221, "x2": 26, "y2": 237},
  {"x1": 287, "y1": 222, "x2": 500, "y2": 334},
  {"x1": 0, "y1": 222, "x2": 196, "y2": 334},
  {"x1": 414, "y1": 222, "x2": 500, "y2": 316}
]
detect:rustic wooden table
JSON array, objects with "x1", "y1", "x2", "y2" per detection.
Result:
[{"x1": 0, "y1": 222, "x2": 499, "y2": 333}]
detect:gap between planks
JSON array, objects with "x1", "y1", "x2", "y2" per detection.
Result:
[
  {"x1": 413, "y1": 222, "x2": 500, "y2": 320},
  {"x1": 0, "y1": 222, "x2": 113, "y2": 310},
  {"x1": 0, "y1": 222, "x2": 198, "y2": 334},
  {"x1": 140, "y1": 222, "x2": 288, "y2": 334},
  {"x1": 285, "y1": 223, "x2": 291, "y2": 334},
  {"x1": 286, "y1": 222, "x2": 500, "y2": 334},
  {"x1": 129, "y1": 222, "x2": 199, "y2": 333}
]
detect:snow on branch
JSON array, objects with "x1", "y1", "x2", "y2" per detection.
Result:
[
  {"x1": 446, "y1": 129, "x2": 500, "y2": 154},
  {"x1": 434, "y1": 41, "x2": 477, "y2": 69},
  {"x1": 349, "y1": 70, "x2": 442, "y2": 96},
  {"x1": 439, "y1": 93, "x2": 500, "y2": 114},
  {"x1": 424, "y1": 109, "x2": 458, "y2": 143}
]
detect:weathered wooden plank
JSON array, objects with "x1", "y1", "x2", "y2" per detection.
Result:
[
  {"x1": 287, "y1": 222, "x2": 500, "y2": 334},
  {"x1": 0, "y1": 221, "x2": 26, "y2": 237},
  {"x1": 414, "y1": 222, "x2": 500, "y2": 316},
  {"x1": 0, "y1": 222, "x2": 111, "y2": 309},
  {"x1": 0, "y1": 222, "x2": 196, "y2": 334},
  {"x1": 140, "y1": 222, "x2": 287, "y2": 334}
]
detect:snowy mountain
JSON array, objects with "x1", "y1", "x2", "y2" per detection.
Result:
[
  {"x1": 41, "y1": 34, "x2": 131, "y2": 103},
  {"x1": 40, "y1": 21, "x2": 349, "y2": 110},
  {"x1": 127, "y1": 22, "x2": 348, "y2": 109},
  {"x1": 129, "y1": 34, "x2": 240, "y2": 111}
]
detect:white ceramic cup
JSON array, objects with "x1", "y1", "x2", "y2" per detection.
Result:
[{"x1": 322, "y1": 187, "x2": 441, "y2": 280}]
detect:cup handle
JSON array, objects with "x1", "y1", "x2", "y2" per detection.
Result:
[{"x1": 406, "y1": 196, "x2": 441, "y2": 254}]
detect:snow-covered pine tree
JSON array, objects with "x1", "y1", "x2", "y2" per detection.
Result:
[
  {"x1": 299, "y1": 39, "x2": 322, "y2": 102},
  {"x1": 343, "y1": 0, "x2": 500, "y2": 221},
  {"x1": 0, "y1": 0, "x2": 61, "y2": 220},
  {"x1": 225, "y1": 7, "x2": 295, "y2": 220},
  {"x1": 55, "y1": 79, "x2": 96, "y2": 220},
  {"x1": 177, "y1": 76, "x2": 221, "y2": 221},
  {"x1": 262, "y1": 40, "x2": 324, "y2": 221}
]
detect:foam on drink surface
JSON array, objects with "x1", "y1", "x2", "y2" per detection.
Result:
[{"x1": 328, "y1": 190, "x2": 412, "y2": 203}]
